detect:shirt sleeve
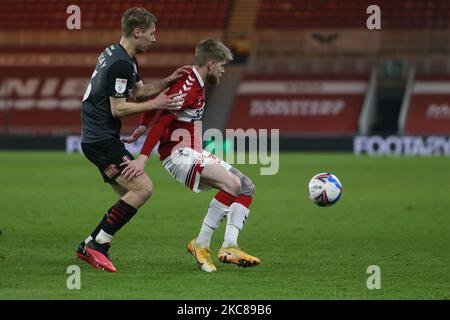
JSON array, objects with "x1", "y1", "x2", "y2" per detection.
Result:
[
  {"x1": 167, "y1": 76, "x2": 195, "y2": 115},
  {"x1": 140, "y1": 113, "x2": 176, "y2": 156},
  {"x1": 107, "y1": 60, "x2": 133, "y2": 98},
  {"x1": 139, "y1": 110, "x2": 161, "y2": 127}
]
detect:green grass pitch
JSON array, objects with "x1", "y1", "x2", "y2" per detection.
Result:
[{"x1": 0, "y1": 151, "x2": 449, "y2": 299}]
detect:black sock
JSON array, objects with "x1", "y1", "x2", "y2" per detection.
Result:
[
  {"x1": 101, "y1": 199, "x2": 138, "y2": 236},
  {"x1": 90, "y1": 213, "x2": 108, "y2": 240}
]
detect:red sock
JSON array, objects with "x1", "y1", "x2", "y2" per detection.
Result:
[
  {"x1": 234, "y1": 195, "x2": 253, "y2": 208},
  {"x1": 214, "y1": 190, "x2": 235, "y2": 206}
]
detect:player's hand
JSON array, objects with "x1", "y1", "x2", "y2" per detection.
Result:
[
  {"x1": 166, "y1": 65, "x2": 191, "y2": 84},
  {"x1": 120, "y1": 155, "x2": 148, "y2": 181},
  {"x1": 122, "y1": 125, "x2": 146, "y2": 144},
  {"x1": 152, "y1": 88, "x2": 186, "y2": 111}
]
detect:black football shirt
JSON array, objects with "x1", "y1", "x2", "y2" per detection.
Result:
[{"x1": 81, "y1": 44, "x2": 140, "y2": 143}]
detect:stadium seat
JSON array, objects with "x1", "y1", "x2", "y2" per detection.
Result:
[
  {"x1": 255, "y1": 0, "x2": 450, "y2": 29},
  {"x1": 0, "y1": 0, "x2": 233, "y2": 30}
]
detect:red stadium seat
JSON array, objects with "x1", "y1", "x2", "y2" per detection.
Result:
[
  {"x1": 255, "y1": 0, "x2": 450, "y2": 29},
  {"x1": 0, "y1": 0, "x2": 232, "y2": 30}
]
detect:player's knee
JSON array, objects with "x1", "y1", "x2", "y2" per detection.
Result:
[
  {"x1": 142, "y1": 182, "x2": 153, "y2": 201},
  {"x1": 241, "y1": 176, "x2": 256, "y2": 196},
  {"x1": 136, "y1": 180, "x2": 153, "y2": 202}
]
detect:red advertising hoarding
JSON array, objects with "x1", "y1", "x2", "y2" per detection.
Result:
[
  {"x1": 227, "y1": 74, "x2": 368, "y2": 135},
  {"x1": 405, "y1": 76, "x2": 450, "y2": 134},
  {"x1": 0, "y1": 66, "x2": 176, "y2": 135}
]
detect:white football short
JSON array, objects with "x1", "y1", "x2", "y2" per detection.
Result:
[{"x1": 162, "y1": 147, "x2": 232, "y2": 193}]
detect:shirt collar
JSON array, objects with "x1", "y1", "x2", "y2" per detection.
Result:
[
  {"x1": 117, "y1": 43, "x2": 134, "y2": 61},
  {"x1": 192, "y1": 66, "x2": 205, "y2": 88}
]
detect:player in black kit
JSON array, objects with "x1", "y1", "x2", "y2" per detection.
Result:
[{"x1": 76, "y1": 7, "x2": 189, "y2": 272}]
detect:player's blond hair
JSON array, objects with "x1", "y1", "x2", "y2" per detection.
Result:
[
  {"x1": 194, "y1": 39, "x2": 234, "y2": 66},
  {"x1": 121, "y1": 7, "x2": 157, "y2": 37}
]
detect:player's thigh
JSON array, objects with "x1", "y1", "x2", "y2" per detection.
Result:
[
  {"x1": 114, "y1": 172, "x2": 153, "y2": 194},
  {"x1": 110, "y1": 181, "x2": 128, "y2": 197},
  {"x1": 200, "y1": 162, "x2": 241, "y2": 196}
]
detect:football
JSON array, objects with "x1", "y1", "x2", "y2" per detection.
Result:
[{"x1": 308, "y1": 173, "x2": 343, "y2": 207}]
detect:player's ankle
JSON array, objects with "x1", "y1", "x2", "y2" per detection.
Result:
[
  {"x1": 222, "y1": 240, "x2": 238, "y2": 248},
  {"x1": 95, "y1": 230, "x2": 113, "y2": 244}
]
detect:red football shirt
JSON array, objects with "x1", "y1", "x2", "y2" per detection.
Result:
[{"x1": 139, "y1": 66, "x2": 206, "y2": 160}]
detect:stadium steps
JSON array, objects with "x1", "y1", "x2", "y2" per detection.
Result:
[
  {"x1": 225, "y1": 0, "x2": 261, "y2": 40},
  {"x1": 203, "y1": 65, "x2": 246, "y2": 132}
]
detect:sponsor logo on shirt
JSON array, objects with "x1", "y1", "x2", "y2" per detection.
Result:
[{"x1": 115, "y1": 78, "x2": 127, "y2": 94}]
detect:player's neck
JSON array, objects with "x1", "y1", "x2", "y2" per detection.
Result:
[
  {"x1": 119, "y1": 38, "x2": 136, "y2": 58},
  {"x1": 193, "y1": 65, "x2": 207, "y2": 83}
]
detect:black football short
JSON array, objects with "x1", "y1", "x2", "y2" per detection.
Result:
[{"x1": 81, "y1": 138, "x2": 134, "y2": 183}]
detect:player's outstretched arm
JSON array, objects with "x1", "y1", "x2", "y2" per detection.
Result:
[
  {"x1": 121, "y1": 125, "x2": 147, "y2": 143},
  {"x1": 132, "y1": 65, "x2": 191, "y2": 102},
  {"x1": 122, "y1": 109, "x2": 163, "y2": 143},
  {"x1": 110, "y1": 88, "x2": 183, "y2": 118},
  {"x1": 120, "y1": 113, "x2": 175, "y2": 180}
]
